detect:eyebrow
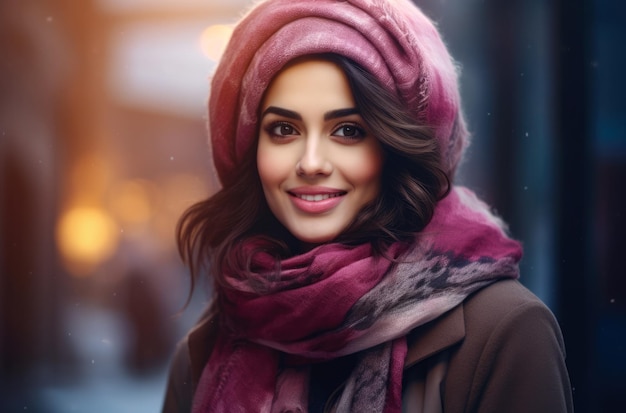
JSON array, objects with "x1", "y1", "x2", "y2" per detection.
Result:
[
  {"x1": 261, "y1": 106, "x2": 302, "y2": 120},
  {"x1": 324, "y1": 108, "x2": 359, "y2": 120},
  {"x1": 261, "y1": 106, "x2": 360, "y2": 121}
]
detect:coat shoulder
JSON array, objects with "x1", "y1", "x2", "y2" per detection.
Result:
[
  {"x1": 162, "y1": 336, "x2": 193, "y2": 413},
  {"x1": 443, "y1": 279, "x2": 573, "y2": 413},
  {"x1": 463, "y1": 278, "x2": 557, "y2": 335},
  {"x1": 162, "y1": 305, "x2": 219, "y2": 413}
]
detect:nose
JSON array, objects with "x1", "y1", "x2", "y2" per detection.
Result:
[{"x1": 296, "y1": 134, "x2": 332, "y2": 177}]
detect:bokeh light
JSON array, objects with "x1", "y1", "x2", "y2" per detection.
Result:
[
  {"x1": 199, "y1": 24, "x2": 233, "y2": 61},
  {"x1": 56, "y1": 206, "x2": 119, "y2": 276},
  {"x1": 108, "y1": 179, "x2": 156, "y2": 226}
]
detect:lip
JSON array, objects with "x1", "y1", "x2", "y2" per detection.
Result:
[{"x1": 288, "y1": 186, "x2": 347, "y2": 214}]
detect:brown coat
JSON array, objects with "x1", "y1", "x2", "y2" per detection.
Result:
[{"x1": 162, "y1": 279, "x2": 573, "y2": 412}]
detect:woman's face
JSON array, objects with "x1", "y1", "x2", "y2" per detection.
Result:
[{"x1": 257, "y1": 59, "x2": 384, "y2": 246}]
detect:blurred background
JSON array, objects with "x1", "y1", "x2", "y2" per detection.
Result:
[{"x1": 0, "y1": 0, "x2": 623, "y2": 412}]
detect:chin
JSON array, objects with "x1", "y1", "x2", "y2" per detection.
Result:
[
  {"x1": 290, "y1": 229, "x2": 342, "y2": 248},
  {"x1": 296, "y1": 233, "x2": 336, "y2": 245}
]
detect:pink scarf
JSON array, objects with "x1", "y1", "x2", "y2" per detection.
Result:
[{"x1": 192, "y1": 188, "x2": 522, "y2": 412}]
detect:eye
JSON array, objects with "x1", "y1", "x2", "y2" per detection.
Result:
[
  {"x1": 266, "y1": 122, "x2": 299, "y2": 137},
  {"x1": 332, "y1": 123, "x2": 367, "y2": 139}
]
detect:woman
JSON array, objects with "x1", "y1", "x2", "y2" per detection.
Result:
[{"x1": 163, "y1": 0, "x2": 573, "y2": 412}]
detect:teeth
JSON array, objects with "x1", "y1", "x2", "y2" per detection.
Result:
[{"x1": 298, "y1": 193, "x2": 340, "y2": 201}]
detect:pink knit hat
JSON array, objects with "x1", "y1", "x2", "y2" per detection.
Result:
[{"x1": 209, "y1": 0, "x2": 468, "y2": 186}]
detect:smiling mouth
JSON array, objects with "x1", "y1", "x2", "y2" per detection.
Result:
[
  {"x1": 288, "y1": 190, "x2": 347, "y2": 213},
  {"x1": 291, "y1": 193, "x2": 345, "y2": 202}
]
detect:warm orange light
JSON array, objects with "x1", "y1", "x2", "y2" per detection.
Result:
[
  {"x1": 70, "y1": 153, "x2": 112, "y2": 199},
  {"x1": 108, "y1": 179, "x2": 155, "y2": 225},
  {"x1": 200, "y1": 24, "x2": 233, "y2": 61},
  {"x1": 56, "y1": 207, "x2": 119, "y2": 275},
  {"x1": 151, "y1": 173, "x2": 207, "y2": 242},
  {"x1": 161, "y1": 173, "x2": 207, "y2": 215}
]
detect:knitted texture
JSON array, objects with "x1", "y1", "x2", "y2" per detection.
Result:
[{"x1": 208, "y1": 0, "x2": 468, "y2": 186}]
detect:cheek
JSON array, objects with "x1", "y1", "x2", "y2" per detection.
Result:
[
  {"x1": 344, "y1": 145, "x2": 384, "y2": 189},
  {"x1": 257, "y1": 141, "x2": 287, "y2": 189}
]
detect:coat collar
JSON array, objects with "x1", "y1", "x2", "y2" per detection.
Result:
[
  {"x1": 188, "y1": 308, "x2": 219, "y2": 388},
  {"x1": 404, "y1": 303, "x2": 466, "y2": 368}
]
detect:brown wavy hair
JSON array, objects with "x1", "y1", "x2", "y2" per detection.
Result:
[{"x1": 177, "y1": 54, "x2": 450, "y2": 293}]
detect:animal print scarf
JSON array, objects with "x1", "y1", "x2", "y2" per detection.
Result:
[{"x1": 192, "y1": 187, "x2": 522, "y2": 412}]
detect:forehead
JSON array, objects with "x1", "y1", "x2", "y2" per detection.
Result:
[{"x1": 261, "y1": 59, "x2": 356, "y2": 111}]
